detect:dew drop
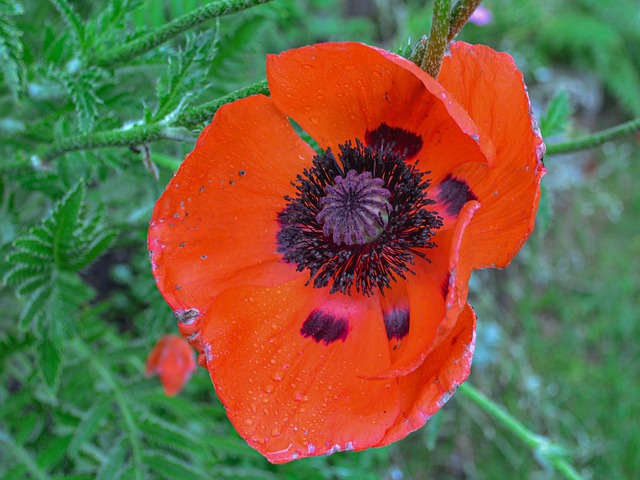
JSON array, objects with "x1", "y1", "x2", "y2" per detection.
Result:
[
  {"x1": 264, "y1": 384, "x2": 275, "y2": 394},
  {"x1": 271, "y1": 371, "x2": 284, "y2": 382},
  {"x1": 244, "y1": 418, "x2": 254, "y2": 426},
  {"x1": 271, "y1": 427, "x2": 282, "y2": 437}
]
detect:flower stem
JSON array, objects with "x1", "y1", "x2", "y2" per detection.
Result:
[
  {"x1": 546, "y1": 117, "x2": 640, "y2": 155},
  {"x1": 448, "y1": 0, "x2": 482, "y2": 42},
  {"x1": 41, "y1": 124, "x2": 165, "y2": 163},
  {"x1": 176, "y1": 79, "x2": 269, "y2": 127},
  {"x1": 421, "y1": 0, "x2": 452, "y2": 78},
  {"x1": 39, "y1": 80, "x2": 269, "y2": 162},
  {"x1": 457, "y1": 383, "x2": 584, "y2": 480},
  {"x1": 94, "y1": 0, "x2": 273, "y2": 67}
]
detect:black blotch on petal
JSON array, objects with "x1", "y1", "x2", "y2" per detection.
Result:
[
  {"x1": 301, "y1": 309, "x2": 349, "y2": 345},
  {"x1": 383, "y1": 308, "x2": 410, "y2": 340},
  {"x1": 437, "y1": 174, "x2": 478, "y2": 217},
  {"x1": 365, "y1": 123, "x2": 423, "y2": 159}
]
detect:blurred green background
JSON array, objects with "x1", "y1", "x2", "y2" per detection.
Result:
[{"x1": 1, "y1": 0, "x2": 639, "y2": 478}]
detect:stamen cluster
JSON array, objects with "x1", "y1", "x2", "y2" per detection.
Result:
[{"x1": 277, "y1": 140, "x2": 441, "y2": 296}]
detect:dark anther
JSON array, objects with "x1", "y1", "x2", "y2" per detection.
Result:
[{"x1": 276, "y1": 140, "x2": 442, "y2": 296}]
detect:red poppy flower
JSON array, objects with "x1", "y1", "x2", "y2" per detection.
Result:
[
  {"x1": 148, "y1": 42, "x2": 544, "y2": 462},
  {"x1": 145, "y1": 334, "x2": 197, "y2": 396}
]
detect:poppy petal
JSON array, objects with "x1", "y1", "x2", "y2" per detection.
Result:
[
  {"x1": 437, "y1": 42, "x2": 545, "y2": 268},
  {"x1": 200, "y1": 279, "x2": 402, "y2": 463},
  {"x1": 148, "y1": 95, "x2": 315, "y2": 315},
  {"x1": 378, "y1": 303, "x2": 476, "y2": 445},
  {"x1": 374, "y1": 200, "x2": 480, "y2": 378},
  {"x1": 266, "y1": 42, "x2": 495, "y2": 183},
  {"x1": 145, "y1": 335, "x2": 197, "y2": 396}
]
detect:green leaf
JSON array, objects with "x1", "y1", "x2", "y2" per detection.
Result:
[
  {"x1": 95, "y1": 436, "x2": 128, "y2": 480},
  {"x1": 37, "y1": 328, "x2": 63, "y2": 395},
  {"x1": 143, "y1": 452, "x2": 207, "y2": 480},
  {"x1": 18, "y1": 285, "x2": 50, "y2": 331},
  {"x1": 139, "y1": 414, "x2": 199, "y2": 455},
  {"x1": 5, "y1": 180, "x2": 116, "y2": 333},
  {"x1": 0, "y1": 0, "x2": 26, "y2": 102},
  {"x1": 48, "y1": 0, "x2": 85, "y2": 48},
  {"x1": 56, "y1": 67, "x2": 108, "y2": 133},
  {"x1": 67, "y1": 399, "x2": 113, "y2": 456},
  {"x1": 154, "y1": 29, "x2": 219, "y2": 121},
  {"x1": 540, "y1": 90, "x2": 572, "y2": 139}
]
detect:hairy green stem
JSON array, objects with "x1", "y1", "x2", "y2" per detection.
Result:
[
  {"x1": 546, "y1": 117, "x2": 640, "y2": 155},
  {"x1": 41, "y1": 81, "x2": 269, "y2": 162},
  {"x1": 421, "y1": 0, "x2": 452, "y2": 78},
  {"x1": 458, "y1": 383, "x2": 584, "y2": 480},
  {"x1": 448, "y1": 0, "x2": 482, "y2": 41},
  {"x1": 95, "y1": 0, "x2": 273, "y2": 67},
  {"x1": 177, "y1": 79, "x2": 269, "y2": 127},
  {"x1": 41, "y1": 125, "x2": 165, "y2": 163}
]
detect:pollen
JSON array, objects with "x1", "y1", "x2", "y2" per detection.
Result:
[{"x1": 316, "y1": 170, "x2": 391, "y2": 245}]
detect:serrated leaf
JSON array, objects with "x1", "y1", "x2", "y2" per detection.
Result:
[
  {"x1": 37, "y1": 328, "x2": 63, "y2": 395},
  {"x1": 96, "y1": 436, "x2": 127, "y2": 480},
  {"x1": 50, "y1": 182, "x2": 86, "y2": 267},
  {"x1": 139, "y1": 415, "x2": 199, "y2": 455},
  {"x1": 7, "y1": 250, "x2": 51, "y2": 266},
  {"x1": 0, "y1": 0, "x2": 26, "y2": 102},
  {"x1": 4, "y1": 263, "x2": 48, "y2": 289},
  {"x1": 154, "y1": 29, "x2": 219, "y2": 121},
  {"x1": 13, "y1": 236, "x2": 53, "y2": 256},
  {"x1": 68, "y1": 399, "x2": 112, "y2": 456},
  {"x1": 18, "y1": 285, "x2": 50, "y2": 330},
  {"x1": 6, "y1": 180, "x2": 116, "y2": 334},
  {"x1": 535, "y1": 186, "x2": 554, "y2": 236},
  {"x1": 143, "y1": 452, "x2": 206, "y2": 480},
  {"x1": 49, "y1": 0, "x2": 85, "y2": 48},
  {"x1": 69, "y1": 231, "x2": 116, "y2": 271},
  {"x1": 540, "y1": 90, "x2": 572, "y2": 138},
  {"x1": 15, "y1": 273, "x2": 49, "y2": 298}
]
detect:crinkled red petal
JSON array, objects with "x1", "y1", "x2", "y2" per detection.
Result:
[
  {"x1": 378, "y1": 303, "x2": 476, "y2": 445},
  {"x1": 437, "y1": 42, "x2": 545, "y2": 268},
  {"x1": 200, "y1": 279, "x2": 401, "y2": 463},
  {"x1": 148, "y1": 95, "x2": 315, "y2": 316},
  {"x1": 267, "y1": 42, "x2": 494, "y2": 183}
]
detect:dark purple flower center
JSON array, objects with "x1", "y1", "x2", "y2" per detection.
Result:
[
  {"x1": 316, "y1": 170, "x2": 391, "y2": 246},
  {"x1": 276, "y1": 140, "x2": 441, "y2": 296}
]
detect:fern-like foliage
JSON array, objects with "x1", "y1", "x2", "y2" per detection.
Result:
[
  {"x1": 540, "y1": 90, "x2": 573, "y2": 139},
  {"x1": 0, "y1": 0, "x2": 26, "y2": 102},
  {"x1": 153, "y1": 29, "x2": 219, "y2": 122},
  {"x1": 4, "y1": 181, "x2": 116, "y2": 333}
]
